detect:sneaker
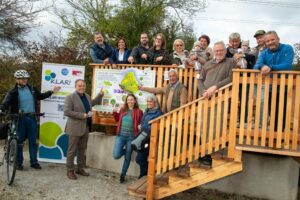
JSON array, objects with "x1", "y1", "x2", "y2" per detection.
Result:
[
  {"x1": 31, "y1": 163, "x2": 42, "y2": 169},
  {"x1": 120, "y1": 175, "x2": 125, "y2": 183},
  {"x1": 16, "y1": 165, "x2": 24, "y2": 170}
]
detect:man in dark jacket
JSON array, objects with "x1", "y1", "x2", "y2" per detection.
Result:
[
  {"x1": 90, "y1": 32, "x2": 113, "y2": 64},
  {"x1": 128, "y1": 32, "x2": 151, "y2": 64},
  {"x1": 0, "y1": 70, "x2": 60, "y2": 170},
  {"x1": 226, "y1": 32, "x2": 255, "y2": 69}
]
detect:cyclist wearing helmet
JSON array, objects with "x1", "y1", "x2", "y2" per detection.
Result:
[{"x1": 0, "y1": 69, "x2": 60, "y2": 170}]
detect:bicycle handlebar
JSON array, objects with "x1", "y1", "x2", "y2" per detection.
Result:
[{"x1": 0, "y1": 112, "x2": 45, "y2": 119}]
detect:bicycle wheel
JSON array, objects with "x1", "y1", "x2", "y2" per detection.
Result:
[{"x1": 6, "y1": 138, "x2": 17, "y2": 185}]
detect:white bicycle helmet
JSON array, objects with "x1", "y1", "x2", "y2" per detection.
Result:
[{"x1": 14, "y1": 70, "x2": 30, "y2": 78}]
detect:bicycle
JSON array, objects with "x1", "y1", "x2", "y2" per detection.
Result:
[{"x1": 0, "y1": 112, "x2": 44, "y2": 185}]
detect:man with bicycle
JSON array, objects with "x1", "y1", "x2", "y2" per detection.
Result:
[{"x1": 0, "y1": 70, "x2": 60, "y2": 170}]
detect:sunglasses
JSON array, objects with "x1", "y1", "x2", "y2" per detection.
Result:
[{"x1": 176, "y1": 44, "x2": 183, "y2": 47}]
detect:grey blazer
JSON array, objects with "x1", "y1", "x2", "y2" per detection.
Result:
[{"x1": 64, "y1": 92, "x2": 102, "y2": 136}]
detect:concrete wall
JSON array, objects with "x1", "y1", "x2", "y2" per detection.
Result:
[
  {"x1": 87, "y1": 132, "x2": 299, "y2": 200},
  {"x1": 203, "y1": 152, "x2": 299, "y2": 200},
  {"x1": 86, "y1": 132, "x2": 140, "y2": 177}
]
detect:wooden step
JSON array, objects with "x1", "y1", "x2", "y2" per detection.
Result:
[
  {"x1": 128, "y1": 158, "x2": 243, "y2": 199},
  {"x1": 155, "y1": 158, "x2": 242, "y2": 199},
  {"x1": 236, "y1": 145, "x2": 300, "y2": 157},
  {"x1": 128, "y1": 173, "x2": 169, "y2": 199}
]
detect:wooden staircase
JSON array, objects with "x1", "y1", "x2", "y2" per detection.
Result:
[
  {"x1": 127, "y1": 70, "x2": 300, "y2": 200},
  {"x1": 128, "y1": 154, "x2": 243, "y2": 199}
]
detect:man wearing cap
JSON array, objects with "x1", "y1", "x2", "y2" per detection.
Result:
[
  {"x1": 251, "y1": 30, "x2": 266, "y2": 59},
  {"x1": 254, "y1": 30, "x2": 294, "y2": 74},
  {"x1": 0, "y1": 70, "x2": 61, "y2": 170}
]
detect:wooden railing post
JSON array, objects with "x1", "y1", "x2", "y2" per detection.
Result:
[
  {"x1": 228, "y1": 71, "x2": 240, "y2": 158},
  {"x1": 146, "y1": 121, "x2": 159, "y2": 200}
]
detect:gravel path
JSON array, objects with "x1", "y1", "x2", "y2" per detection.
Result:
[{"x1": 0, "y1": 141, "x2": 270, "y2": 200}]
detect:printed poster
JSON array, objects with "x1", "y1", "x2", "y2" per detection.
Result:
[
  {"x1": 38, "y1": 63, "x2": 85, "y2": 163},
  {"x1": 92, "y1": 68, "x2": 156, "y2": 112}
]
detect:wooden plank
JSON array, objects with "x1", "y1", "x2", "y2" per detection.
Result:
[
  {"x1": 183, "y1": 68, "x2": 188, "y2": 86},
  {"x1": 269, "y1": 74, "x2": 278, "y2": 147},
  {"x1": 215, "y1": 91, "x2": 222, "y2": 151},
  {"x1": 193, "y1": 72, "x2": 198, "y2": 100},
  {"x1": 208, "y1": 95, "x2": 216, "y2": 154},
  {"x1": 284, "y1": 74, "x2": 293, "y2": 149},
  {"x1": 246, "y1": 73, "x2": 255, "y2": 145},
  {"x1": 188, "y1": 103, "x2": 196, "y2": 162},
  {"x1": 236, "y1": 145, "x2": 300, "y2": 157},
  {"x1": 128, "y1": 176, "x2": 147, "y2": 192},
  {"x1": 168, "y1": 112, "x2": 177, "y2": 170},
  {"x1": 156, "y1": 118, "x2": 165, "y2": 174},
  {"x1": 254, "y1": 73, "x2": 262, "y2": 145},
  {"x1": 292, "y1": 76, "x2": 300, "y2": 150},
  {"x1": 194, "y1": 101, "x2": 202, "y2": 159},
  {"x1": 178, "y1": 68, "x2": 183, "y2": 83},
  {"x1": 201, "y1": 99, "x2": 209, "y2": 157},
  {"x1": 162, "y1": 115, "x2": 171, "y2": 173},
  {"x1": 181, "y1": 106, "x2": 190, "y2": 165},
  {"x1": 222, "y1": 88, "x2": 229, "y2": 148},
  {"x1": 188, "y1": 68, "x2": 194, "y2": 101},
  {"x1": 228, "y1": 71, "x2": 240, "y2": 158},
  {"x1": 261, "y1": 76, "x2": 270, "y2": 147},
  {"x1": 276, "y1": 75, "x2": 286, "y2": 148},
  {"x1": 146, "y1": 122, "x2": 159, "y2": 200},
  {"x1": 91, "y1": 66, "x2": 96, "y2": 99},
  {"x1": 154, "y1": 160, "x2": 243, "y2": 199},
  {"x1": 239, "y1": 72, "x2": 248, "y2": 145},
  {"x1": 156, "y1": 67, "x2": 163, "y2": 107},
  {"x1": 175, "y1": 109, "x2": 183, "y2": 168}
]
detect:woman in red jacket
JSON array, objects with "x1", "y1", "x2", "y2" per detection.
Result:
[{"x1": 113, "y1": 94, "x2": 143, "y2": 183}]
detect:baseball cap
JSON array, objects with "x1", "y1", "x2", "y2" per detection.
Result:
[{"x1": 254, "y1": 30, "x2": 266, "y2": 38}]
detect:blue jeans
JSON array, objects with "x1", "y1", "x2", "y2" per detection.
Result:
[
  {"x1": 17, "y1": 116, "x2": 38, "y2": 166},
  {"x1": 136, "y1": 148, "x2": 149, "y2": 178},
  {"x1": 113, "y1": 134, "x2": 134, "y2": 177}
]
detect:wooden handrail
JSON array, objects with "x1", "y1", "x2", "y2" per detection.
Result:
[
  {"x1": 148, "y1": 83, "x2": 233, "y2": 124},
  {"x1": 233, "y1": 69, "x2": 300, "y2": 75}
]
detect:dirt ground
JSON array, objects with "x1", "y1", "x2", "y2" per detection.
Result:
[{"x1": 0, "y1": 141, "x2": 282, "y2": 200}]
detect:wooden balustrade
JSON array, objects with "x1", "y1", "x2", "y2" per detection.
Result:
[
  {"x1": 229, "y1": 69, "x2": 300, "y2": 158},
  {"x1": 146, "y1": 84, "x2": 232, "y2": 199}
]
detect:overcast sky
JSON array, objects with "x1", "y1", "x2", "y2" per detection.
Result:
[{"x1": 28, "y1": 0, "x2": 300, "y2": 48}]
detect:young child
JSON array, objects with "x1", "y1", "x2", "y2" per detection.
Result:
[{"x1": 237, "y1": 40, "x2": 250, "y2": 69}]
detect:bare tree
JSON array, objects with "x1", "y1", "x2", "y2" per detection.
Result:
[{"x1": 0, "y1": 0, "x2": 48, "y2": 51}]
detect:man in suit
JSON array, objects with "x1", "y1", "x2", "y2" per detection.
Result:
[{"x1": 64, "y1": 79, "x2": 103, "y2": 180}]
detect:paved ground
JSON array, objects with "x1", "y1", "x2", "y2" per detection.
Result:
[{"x1": 0, "y1": 141, "x2": 275, "y2": 200}]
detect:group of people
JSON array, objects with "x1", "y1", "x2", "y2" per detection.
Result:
[{"x1": 0, "y1": 29, "x2": 294, "y2": 184}]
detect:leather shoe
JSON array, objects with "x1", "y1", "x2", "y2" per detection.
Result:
[
  {"x1": 31, "y1": 163, "x2": 42, "y2": 169},
  {"x1": 75, "y1": 169, "x2": 90, "y2": 176},
  {"x1": 67, "y1": 170, "x2": 77, "y2": 180}
]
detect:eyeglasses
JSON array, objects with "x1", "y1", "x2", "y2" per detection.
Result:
[
  {"x1": 176, "y1": 44, "x2": 183, "y2": 47},
  {"x1": 214, "y1": 49, "x2": 225, "y2": 53}
]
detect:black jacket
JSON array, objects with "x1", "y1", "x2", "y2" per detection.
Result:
[
  {"x1": 129, "y1": 44, "x2": 151, "y2": 64},
  {"x1": 1, "y1": 84, "x2": 53, "y2": 114}
]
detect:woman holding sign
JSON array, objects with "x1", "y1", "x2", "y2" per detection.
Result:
[{"x1": 113, "y1": 94, "x2": 143, "y2": 183}]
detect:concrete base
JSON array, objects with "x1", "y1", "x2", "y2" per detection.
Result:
[
  {"x1": 203, "y1": 152, "x2": 299, "y2": 200},
  {"x1": 86, "y1": 132, "x2": 139, "y2": 177}
]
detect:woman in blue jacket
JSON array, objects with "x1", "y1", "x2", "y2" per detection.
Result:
[
  {"x1": 135, "y1": 94, "x2": 163, "y2": 178},
  {"x1": 110, "y1": 37, "x2": 131, "y2": 67}
]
